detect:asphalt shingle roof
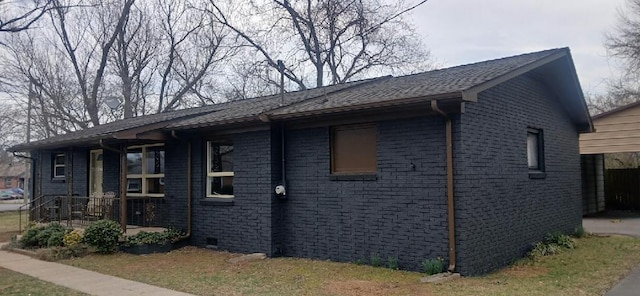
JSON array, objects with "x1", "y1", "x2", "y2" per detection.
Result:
[
  {"x1": 265, "y1": 48, "x2": 563, "y2": 118},
  {"x1": 10, "y1": 47, "x2": 577, "y2": 151}
]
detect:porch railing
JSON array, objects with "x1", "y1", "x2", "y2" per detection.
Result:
[{"x1": 19, "y1": 194, "x2": 161, "y2": 231}]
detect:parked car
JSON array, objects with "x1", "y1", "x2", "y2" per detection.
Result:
[{"x1": 0, "y1": 188, "x2": 23, "y2": 200}]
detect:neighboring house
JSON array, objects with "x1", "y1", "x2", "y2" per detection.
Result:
[
  {"x1": 0, "y1": 163, "x2": 25, "y2": 189},
  {"x1": 580, "y1": 101, "x2": 640, "y2": 213},
  {"x1": 9, "y1": 48, "x2": 592, "y2": 276}
]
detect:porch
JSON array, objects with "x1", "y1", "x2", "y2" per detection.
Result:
[{"x1": 20, "y1": 193, "x2": 168, "y2": 233}]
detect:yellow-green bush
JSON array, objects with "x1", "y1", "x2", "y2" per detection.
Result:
[{"x1": 63, "y1": 229, "x2": 83, "y2": 247}]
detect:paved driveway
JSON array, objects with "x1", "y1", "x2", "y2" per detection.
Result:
[
  {"x1": 583, "y1": 216, "x2": 640, "y2": 238},
  {"x1": 0, "y1": 199, "x2": 28, "y2": 213}
]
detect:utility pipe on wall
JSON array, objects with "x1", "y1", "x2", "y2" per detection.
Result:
[{"x1": 431, "y1": 100, "x2": 457, "y2": 272}]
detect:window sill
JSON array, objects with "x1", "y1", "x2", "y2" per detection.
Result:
[
  {"x1": 51, "y1": 178, "x2": 66, "y2": 183},
  {"x1": 528, "y1": 171, "x2": 547, "y2": 179},
  {"x1": 329, "y1": 174, "x2": 377, "y2": 181},
  {"x1": 200, "y1": 197, "x2": 234, "y2": 206}
]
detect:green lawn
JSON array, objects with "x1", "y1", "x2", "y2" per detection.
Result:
[{"x1": 60, "y1": 235, "x2": 640, "y2": 296}]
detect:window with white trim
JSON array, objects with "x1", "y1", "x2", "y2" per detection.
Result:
[
  {"x1": 4, "y1": 178, "x2": 11, "y2": 187},
  {"x1": 207, "y1": 141, "x2": 234, "y2": 198},
  {"x1": 127, "y1": 144, "x2": 165, "y2": 197},
  {"x1": 53, "y1": 153, "x2": 66, "y2": 179}
]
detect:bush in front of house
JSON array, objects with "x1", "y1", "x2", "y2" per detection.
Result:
[
  {"x1": 422, "y1": 257, "x2": 444, "y2": 275},
  {"x1": 20, "y1": 223, "x2": 70, "y2": 248},
  {"x1": 527, "y1": 232, "x2": 577, "y2": 261},
  {"x1": 63, "y1": 229, "x2": 84, "y2": 247},
  {"x1": 123, "y1": 228, "x2": 184, "y2": 246},
  {"x1": 82, "y1": 220, "x2": 123, "y2": 253}
]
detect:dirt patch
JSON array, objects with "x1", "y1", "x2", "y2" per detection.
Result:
[
  {"x1": 0, "y1": 231, "x2": 18, "y2": 243},
  {"x1": 325, "y1": 280, "x2": 431, "y2": 296},
  {"x1": 502, "y1": 265, "x2": 548, "y2": 278}
]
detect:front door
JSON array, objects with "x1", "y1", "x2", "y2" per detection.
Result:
[{"x1": 89, "y1": 150, "x2": 103, "y2": 195}]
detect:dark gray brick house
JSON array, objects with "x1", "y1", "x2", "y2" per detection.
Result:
[{"x1": 10, "y1": 48, "x2": 593, "y2": 275}]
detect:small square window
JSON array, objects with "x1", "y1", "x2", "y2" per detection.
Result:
[
  {"x1": 527, "y1": 128, "x2": 544, "y2": 171},
  {"x1": 4, "y1": 178, "x2": 11, "y2": 187},
  {"x1": 331, "y1": 124, "x2": 377, "y2": 174},
  {"x1": 53, "y1": 153, "x2": 66, "y2": 179}
]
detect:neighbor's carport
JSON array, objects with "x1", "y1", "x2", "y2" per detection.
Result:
[{"x1": 580, "y1": 101, "x2": 640, "y2": 215}]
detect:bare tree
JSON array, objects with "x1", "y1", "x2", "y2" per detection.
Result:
[
  {"x1": 155, "y1": 0, "x2": 235, "y2": 112},
  {"x1": 207, "y1": 0, "x2": 431, "y2": 90},
  {"x1": 0, "y1": 0, "x2": 54, "y2": 33},
  {"x1": 604, "y1": 0, "x2": 640, "y2": 110},
  {"x1": 110, "y1": 1, "x2": 155, "y2": 118},
  {"x1": 50, "y1": 0, "x2": 136, "y2": 126}
]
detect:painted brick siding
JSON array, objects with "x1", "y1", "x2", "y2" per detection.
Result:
[
  {"x1": 191, "y1": 130, "x2": 275, "y2": 255},
  {"x1": 163, "y1": 139, "x2": 190, "y2": 231},
  {"x1": 454, "y1": 75, "x2": 582, "y2": 275},
  {"x1": 282, "y1": 117, "x2": 449, "y2": 271},
  {"x1": 37, "y1": 150, "x2": 88, "y2": 196}
]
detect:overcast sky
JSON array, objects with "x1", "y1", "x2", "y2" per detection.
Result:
[{"x1": 412, "y1": 0, "x2": 628, "y2": 95}]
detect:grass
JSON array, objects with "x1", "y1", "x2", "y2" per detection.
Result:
[
  {"x1": 59, "y1": 235, "x2": 640, "y2": 296},
  {"x1": 0, "y1": 267, "x2": 87, "y2": 295},
  {"x1": 0, "y1": 211, "x2": 27, "y2": 242}
]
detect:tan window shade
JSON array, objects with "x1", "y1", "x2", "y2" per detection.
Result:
[{"x1": 332, "y1": 124, "x2": 377, "y2": 173}]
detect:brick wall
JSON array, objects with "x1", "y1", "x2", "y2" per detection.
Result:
[
  {"x1": 282, "y1": 117, "x2": 449, "y2": 271},
  {"x1": 37, "y1": 149, "x2": 89, "y2": 196},
  {"x1": 454, "y1": 75, "x2": 582, "y2": 275},
  {"x1": 190, "y1": 130, "x2": 276, "y2": 255}
]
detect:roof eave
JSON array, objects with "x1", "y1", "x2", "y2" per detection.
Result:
[{"x1": 264, "y1": 93, "x2": 464, "y2": 121}]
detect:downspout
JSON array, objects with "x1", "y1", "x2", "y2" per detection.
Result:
[
  {"x1": 258, "y1": 115, "x2": 287, "y2": 198},
  {"x1": 171, "y1": 130, "x2": 192, "y2": 240},
  {"x1": 431, "y1": 100, "x2": 457, "y2": 272},
  {"x1": 280, "y1": 124, "x2": 287, "y2": 196}
]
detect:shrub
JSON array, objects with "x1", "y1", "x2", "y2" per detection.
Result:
[
  {"x1": 422, "y1": 258, "x2": 444, "y2": 275},
  {"x1": 387, "y1": 256, "x2": 399, "y2": 270},
  {"x1": 370, "y1": 253, "x2": 382, "y2": 267},
  {"x1": 574, "y1": 226, "x2": 586, "y2": 238},
  {"x1": 124, "y1": 228, "x2": 183, "y2": 246},
  {"x1": 37, "y1": 245, "x2": 89, "y2": 261},
  {"x1": 63, "y1": 229, "x2": 84, "y2": 247},
  {"x1": 83, "y1": 220, "x2": 122, "y2": 253},
  {"x1": 20, "y1": 223, "x2": 69, "y2": 248},
  {"x1": 528, "y1": 241, "x2": 561, "y2": 260},
  {"x1": 527, "y1": 232, "x2": 577, "y2": 260},
  {"x1": 20, "y1": 226, "x2": 44, "y2": 248},
  {"x1": 545, "y1": 232, "x2": 576, "y2": 249}
]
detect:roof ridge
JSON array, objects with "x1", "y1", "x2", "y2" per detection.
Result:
[
  {"x1": 384, "y1": 48, "x2": 567, "y2": 81},
  {"x1": 260, "y1": 75, "x2": 393, "y2": 117}
]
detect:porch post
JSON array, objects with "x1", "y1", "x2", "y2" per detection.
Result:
[{"x1": 120, "y1": 146, "x2": 128, "y2": 232}]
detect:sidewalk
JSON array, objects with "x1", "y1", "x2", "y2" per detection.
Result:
[
  {"x1": 606, "y1": 266, "x2": 640, "y2": 296},
  {"x1": 0, "y1": 248, "x2": 193, "y2": 296}
]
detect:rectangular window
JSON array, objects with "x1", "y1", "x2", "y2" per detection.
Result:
[
  {"x1": 126, "y1": 144, "x2": 165, "y2": 197},
  {"x1": 527, "y1": 128, "x2": 544, "y2": 171},
  {"x1": 4, "y1": 178, "x2": 11, "y2": 187},
  {"x1": 207, "y1": 141, "x2": 234, "y2": 198},
  {"x1": 331, "y1": 124, "x2": 377, "y2": 174},
  {"x1": 53, "y1": 153, "x2": 65, "y2": 179}
]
